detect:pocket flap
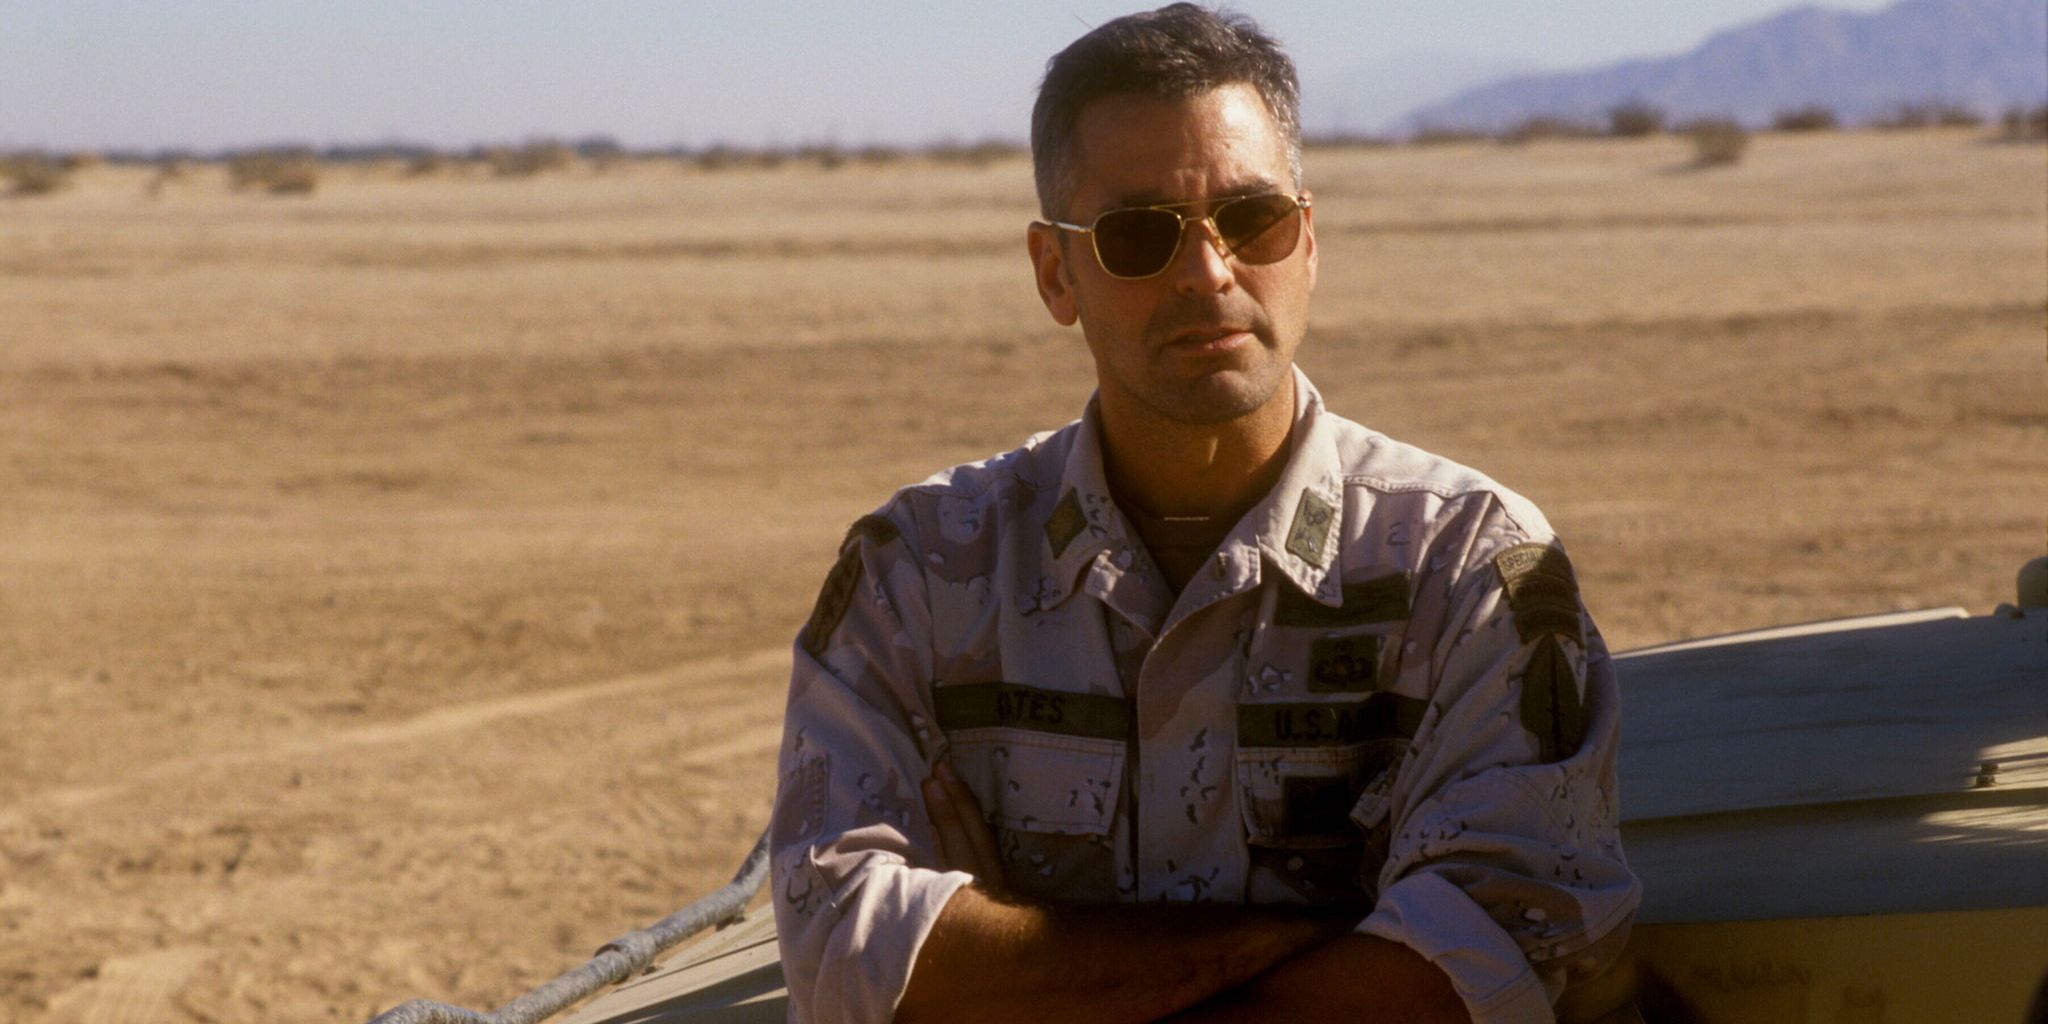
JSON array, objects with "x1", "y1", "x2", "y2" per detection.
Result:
[
  {"x1": 949, "y1": 729, "x2": 1124, "y2": 835},
  {"x1": 1236, "y1": 742, "x2": 1411, "y2": 848}
]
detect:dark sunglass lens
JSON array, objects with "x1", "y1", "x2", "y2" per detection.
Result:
[
  {"x1": 1215, "y1": 195, "x2": 1300, "y2": 264},
  {"x1": 1092, "y1": 208, "x2": 1183, "y2": 277}
]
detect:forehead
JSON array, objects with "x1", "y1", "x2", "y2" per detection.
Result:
[{"x1": 1067, "y1": 83, "x2": 1290, "y2": 214}]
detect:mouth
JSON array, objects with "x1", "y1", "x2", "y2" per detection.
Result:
[{"x1": 1164, "y1": 326, "x2": 1256, "y2": 355}]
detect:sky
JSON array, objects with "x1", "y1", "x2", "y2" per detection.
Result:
[{"x1": 0, "y1": 0, "x2": 1902, "y2": 152}]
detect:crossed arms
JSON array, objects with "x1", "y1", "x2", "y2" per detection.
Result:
[
  {"x1": 895, "y1": 762, "x2": 1469, "y2": 1024},
  {"x1": 771, "y1": 506, "x2": 1638, "y2": 1024}
]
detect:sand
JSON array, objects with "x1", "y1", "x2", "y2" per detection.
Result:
[{"x1": 1, "y1": 128, "x2": 2042, "y2": 1023}]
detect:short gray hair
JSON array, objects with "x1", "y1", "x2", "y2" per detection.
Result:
[{"x1": 1030, "y1": 4, "x2": 1302, "y2": 221}]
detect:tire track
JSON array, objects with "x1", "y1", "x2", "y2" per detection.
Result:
[
  {"x1": 41, "y1": 947, "x2": 212, "y2": 1024},
  {"x1": 0, "y1": 647, "x2": 789, "y2": 828}
]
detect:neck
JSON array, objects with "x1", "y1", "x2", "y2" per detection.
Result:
[{"x1": 1096, "y1": 374, "x2": 1297, "y2": 522}]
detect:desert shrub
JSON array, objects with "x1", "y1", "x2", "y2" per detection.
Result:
[
  {"x1": 1304, "y1": 132, "x2": 1395, "y2": 150},
  {"x1": 488, "y1": 141, "x2": 575, "y2": 177},
  {"x1": 1685, "y1": 118, "x2": 1750, "y2": 167},
  {"x1": 693, "y1": 145, "x2": 741, "y2": 171},
  {"x1": 855, "y1": 145, "x2": 907, "y2": 166},
  {"x1": 572, "y1": 136, "x2": 628, "y2": 173},
  {"x1": 692, "y1": 146, "x2": 791, "y2": 171},
  {"x1": 1498, "y1": 115, "x2": 1599, "y2": 144},
  {"x1": 797, "y1": 144, "x2": 847, "y2": 170},
  {"x1": 1874, "y1": 101, "x2": 1984, "y2": 130},
  {"x1": 403, "y1": 152, "x2": 448, "y2": 177},
  {"x1": 2000, "y1": 105, "x2": 2048, "y2": 142},
  {"x1": 1608, "y1": 101, "x2": 1666, "y2": 137},
  {"x1": 229, "y1": 151, "x2": 320, "y2": 194},
  {"x1": 926, "y1": 139, "x2": 1022, "y2": 167},
  {"x1": 1409, "y1": 126, "x2": 1489, "y2": 146},
  {"x1": 0, "y1": 153, "x2": 75, "y2": 195},
  {"x1": 571, "y1": 136, "x2": 623, "y2": 162},
  {"x1": 1876, "y1": 104, "x2": 1932, "y2": 129},
  {"x1": 144, "y1": 157, "x2": 190, "y2": 198},
  {"x1": 1771, "y1": 106, "x2": 1838, "y2": 131}
]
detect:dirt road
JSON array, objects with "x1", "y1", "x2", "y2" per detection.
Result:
[{"x1": 2, "y1": 129, "x2": 2042, "y2": 1022}]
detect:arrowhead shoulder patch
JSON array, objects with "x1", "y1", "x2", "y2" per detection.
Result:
[{"x1": 1493, "y1": 541, "x2": 1588, "y2": 762}]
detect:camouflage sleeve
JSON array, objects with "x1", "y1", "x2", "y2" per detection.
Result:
[
  {"x1": 1355, "y1": 506, "x2": 1641, "y2": 1023},
  {"x1": 770, "y1": 511, "x2": 974, "y2": 1024}
]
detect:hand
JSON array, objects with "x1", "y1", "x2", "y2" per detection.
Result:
[{"x1": 923, "y1": 759, "x2": 1006, "y2": 889}]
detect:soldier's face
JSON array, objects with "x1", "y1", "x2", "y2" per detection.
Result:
[{"x1": 1028, "y1": 83, "x2": 1317, "y2": 427}]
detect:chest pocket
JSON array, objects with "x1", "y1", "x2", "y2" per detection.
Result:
[
  {"x1": 934, "y1": 682, "x2": 1127, "y2": 836},
  {"x1": 1234, "y1": 693, "x2": 1421, "y2": 848}
]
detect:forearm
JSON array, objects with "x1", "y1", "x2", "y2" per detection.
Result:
[
  {"x1": 1153, "y1": 934, "x2": 1469, "y2": 1024},
  {"x1": 894, "y1": 884, "x2": 1350, "y2": 1024}
]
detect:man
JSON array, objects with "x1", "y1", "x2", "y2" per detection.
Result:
[{"x1": 769, "y1": 6, "x2": 1639, "y2": 1022}]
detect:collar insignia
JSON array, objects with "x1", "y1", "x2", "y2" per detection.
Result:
[
  {"x1": 1283, "y1": 488, "x2": 1338, "y2": 565},
  {"x1": 1045, "y1": 488, "x2": 1087, "y2": 559}
]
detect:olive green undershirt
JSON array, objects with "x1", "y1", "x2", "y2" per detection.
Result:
[{"x1": 1117, "y1": 502, "x2": 1235, "y2": 593}]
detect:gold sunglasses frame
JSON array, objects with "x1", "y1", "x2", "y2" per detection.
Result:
[{"x1": 1048, "y1": 192, "x2": 1311, "y2": 280}]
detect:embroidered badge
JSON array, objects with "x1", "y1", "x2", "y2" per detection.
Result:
[
  {"x1": 1522, "y1": 636, "x2": 1586, "y2": 763},
  {"x1": 1493, "y1": 541, "x2": 1589, "y2": 762},
  {"x1": 770, "y1": 754, "x2": 830, "y2": 848},
  {"x1": 1045, "y1": 489, "x2": 1086, "y2": 558},
  {"x1": 1308, "y1": 634, "x2": 1383, "y2": 692},
  {"x1": 1284, "y1": 489, "x2": 1338, "y2": 565},
  {"x1": 1236, "y1": 694, "x2": 1426, "y2": 747},
  {"x1": 1492, "y1": 542, "x2": 1584, "y2": 645},
  {"x1": 800, "y1": 544, "x2": 863, "y2": 658},
  {"x1": 843, "y1": 513, "x2": 899, "y2": 549},
  {"x1": 1276, "y1": 572, "x2": 1411, "y2": 628},
  {"x1": 933, "y1": 682, "x2": 1131, "y2": 741},
  {"x1": 798, "y1": 514, "x2": 902, "y2": 658}
]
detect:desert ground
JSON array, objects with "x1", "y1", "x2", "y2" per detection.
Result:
[{"x1": 1, "y1": 128, "x2": 2042, "y2": 1023}]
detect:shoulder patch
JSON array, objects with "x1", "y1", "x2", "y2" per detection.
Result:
[
  {"x1": 1045, "y1": 489, "x2": 1086, "y2": 558},
  {"x1": 770, "y1": 754, "x2": 829, "y2": 849},
  {"x1": 1284, "y1": 489, "x2": 1338, "y2": 565},
  {"x1": 1492, "y1": 541, "x2": 1584, "y2": 646},
  {"x1": 1522, "y1": 636, "x2": 1586, "y2": 763},
  {"x1": 1494, "y1": 541, "x2": 1590, "y2": 763},
  {"x1": 842, "y1": 513, "x2": 899, "y2": 552},
  {"x1": 802, "y1": 516, "x2": 896, "y2": 658}
]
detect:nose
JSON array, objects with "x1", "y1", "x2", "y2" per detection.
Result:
[{"x1": 1168, "y1": 215, "x2": 1235, "y2": 294}]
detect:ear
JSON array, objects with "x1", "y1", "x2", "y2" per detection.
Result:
[
  {"x1": 1300, "y1": 193, "x2": 1319, "y2": 294},
  {"x1": 1027, "y1": 222, "x2": 1080, "y2": 326}
]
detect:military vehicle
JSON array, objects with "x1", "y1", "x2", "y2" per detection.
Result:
[{"x1": 368, "y1": 559, "x2": 2048, "y2": 1024}]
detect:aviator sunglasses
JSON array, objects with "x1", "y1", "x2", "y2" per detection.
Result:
[{"x1": 1050, "y1": 191, "x2": 1310, "y2": 280}]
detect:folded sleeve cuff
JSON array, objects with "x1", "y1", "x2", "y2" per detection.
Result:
[
  {"x1": 1358, "y1": 872, "x2": 1555, "y2": 1024},
  {"x1": 805, "y1": 862, "x2": 975, "y2": 1024}
]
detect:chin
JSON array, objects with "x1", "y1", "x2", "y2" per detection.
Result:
[{"x1": 1143, "y1": 371, "x2": 1282, "y2": 426}]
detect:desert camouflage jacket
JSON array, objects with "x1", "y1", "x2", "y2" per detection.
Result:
[{"x1": 770, "y1": 369, "x2": 1640, "y2": 1023}]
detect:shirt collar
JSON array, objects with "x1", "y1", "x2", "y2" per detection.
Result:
[
  {"x1": 1033, "y1": 397, "x2": 1146, "y2": 615},
  {"x1": 1247, "y1": 366, "x2": 1349, "y2": 607},
  {"x1": 1034, "y1": 366, "x2": 1350, "y2": 617}
]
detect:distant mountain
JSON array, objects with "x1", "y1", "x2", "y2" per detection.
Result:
[{"x1": 1398, "y1": 0, "x2": 2048, "y2": 133}]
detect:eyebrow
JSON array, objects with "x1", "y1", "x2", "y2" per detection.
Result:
[{"x1": 1110, "y1": 176, "x2": 1283, "y2": 209}]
